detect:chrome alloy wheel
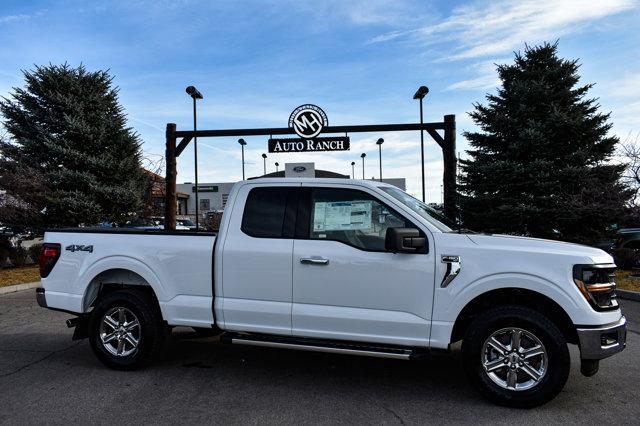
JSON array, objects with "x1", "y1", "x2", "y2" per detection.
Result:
[
  {"x1": 481, "y1": 327, "x2": 548, "y2": 391},
  {"x1": 99, "y1": 307, "x2": 141, "y2": 357}
]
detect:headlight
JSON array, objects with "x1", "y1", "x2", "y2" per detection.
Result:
[{"x1": 573, "y1": 264, "x2": 618, "y2": 311}]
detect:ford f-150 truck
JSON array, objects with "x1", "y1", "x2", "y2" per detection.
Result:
[{"x1": 36, "y1": 178, "x2": 626, "y2": 407}]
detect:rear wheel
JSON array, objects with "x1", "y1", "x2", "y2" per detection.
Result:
[
  {"x1": 89, "y1": 289, "x2": 165, "y2": 370},
  {"x1": 462, "y1": 306, "x2": 570, "y2": 408}
]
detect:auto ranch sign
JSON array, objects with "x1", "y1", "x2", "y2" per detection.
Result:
[{"x1": 268, "y1": 104, "x2": 350, "y2": 153}]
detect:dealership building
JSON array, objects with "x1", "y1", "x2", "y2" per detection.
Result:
[{"x1": 175, "y1": 163, "x2": 406, "y2": 216}]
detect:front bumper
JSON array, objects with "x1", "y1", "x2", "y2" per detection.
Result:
[{"x1": 576, "y1": 316, "x2": 627, "y2": 360}]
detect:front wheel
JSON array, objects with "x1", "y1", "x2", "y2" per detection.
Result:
[
  {"x1": 89, "y1": 289, "x2": 166, "y2": 370},
  {"x1": 462, "y1": 306, "x2": 570, "y2": 408}
]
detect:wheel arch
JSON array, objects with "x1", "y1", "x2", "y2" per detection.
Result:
[
  {"x1": 450, "y1": 287, "x2": 578, "y2": 345},
  {"x1": 78, "y1": 257, "x2": 167, "y2": 314}
]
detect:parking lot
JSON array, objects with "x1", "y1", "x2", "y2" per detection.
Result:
[{"x1": 0, "y1": 289, "x2": 638, "y2": 424}]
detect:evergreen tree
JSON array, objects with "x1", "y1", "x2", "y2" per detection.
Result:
[
  {"x1": 459, "y1": 42, "x2": 631, "y2": 244},
  {"x1": 0, "y1": 63, "x2": 147, "y2": 229}
]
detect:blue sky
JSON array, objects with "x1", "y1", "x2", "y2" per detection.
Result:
[{"x1": 1, "y1": 0, "x2": 639, "y2": 201}]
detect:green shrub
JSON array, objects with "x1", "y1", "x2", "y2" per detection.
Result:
[
  {"x1": 0, "y1": 247, "x2": 9, "y2": 268},
  {"x1": 27, "y1": 243, "x2": 43, "y2": 265},
  {"x1": 9, "y1": 246, "x2": 28, "y2": 267}
]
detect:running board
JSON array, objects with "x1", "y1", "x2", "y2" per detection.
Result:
[{"x1": 221, "y1": 333, "x2": 422, "y2": 360}]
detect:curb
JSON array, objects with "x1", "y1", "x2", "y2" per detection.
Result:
[
  {"x1": 618, "y1": 289, "x2": 640, "y2": 302},
  {"x1": 0, "y1": 281, "x2": 40, "y2": 295}
]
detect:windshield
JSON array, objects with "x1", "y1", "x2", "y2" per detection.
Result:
[{"x1": 380, "y1": 187, "x2": 456, "y2": 232}]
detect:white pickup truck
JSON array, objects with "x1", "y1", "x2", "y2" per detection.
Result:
[{"x1": 36, "y1": 178, "x2": 626, "y2": 407}]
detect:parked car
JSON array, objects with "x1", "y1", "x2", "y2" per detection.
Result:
[
  {"x1": 123, "y1": 218, "x2": 163, "y2": 230},
  {"x1": 176, "y1": 218, "x2": 197, "y2": 231},
  {"x1": 123, "y1": 217, "x2": 190, "y2": 231},
  {"x1": 36, "y1": 178, "x2": 626, "y2": 407},
  {"x1": 597, "y1": 228, "x2": 640, "y2": 269},
  {"x1": 0, "y1": 224, "x2": 34, "y2": 240}
]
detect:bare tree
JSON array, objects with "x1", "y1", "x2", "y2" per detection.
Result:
[
  {"x1": 619, "y1": 131, "x2": 640, "y2": 203},
  {"x1": 140, "y1": 154, "x2": 166, "y2": 219}
]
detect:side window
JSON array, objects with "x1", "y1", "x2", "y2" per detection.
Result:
[
  {"x1": 241, "y1": 187, "x2": 295, "y2": 238},
  {"x1": 309, "y1": 188, "x2": 407, "y2": 251}
]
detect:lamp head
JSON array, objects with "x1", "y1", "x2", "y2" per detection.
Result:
[
  {"x1": 186, "y1": 86, "x2": 203, "y2": 99},
  {"x1": 361, "y1": 153, "x2": 366, "y2": 158},
  {"x1": 412, "y1": 85, "x2": 429, "y2": 100},
  {"x1": 238, "y1": 138, "x2": 246, "y2": 146},
  {"x1": 376, "y1": 138, "x2": 384, "y2": 145},
  {"x1": 262, "y1": 153, "x2": 267, "y2": 159},
  {"x1": 275, "y1": 162, "x2": 279, "y2": 166},
  {"x1": 351, "y1": 161, "x2": 355, "y2": 166}
]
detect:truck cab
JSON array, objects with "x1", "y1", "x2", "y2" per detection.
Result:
[{"x1": 37, "y1": 178, "x2": 626, "y2": 407}]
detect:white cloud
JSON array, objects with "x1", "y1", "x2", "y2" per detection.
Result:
[
  {"x1": 0, "y1": 14, "x2": 30, "y2": 24},
  {"x1": 445, "y1": 73, "x2": 499, "y2": 91},
  {"x1": 287, "y1": 0, "x2": 419, "y2": 26},
  {"x1": 370, "y1": 0, "x2": 637, "y2": 61},
  {"x1": 608, "y1": 73, "x2": 640, "y2": 99},
  {"x1": 445, "y1": 57, "x2": 510, "y2": 91}
]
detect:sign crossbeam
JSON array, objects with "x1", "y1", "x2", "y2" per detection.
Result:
[
  {"x1": 164, "y1": 112, "x2": 457, "y2": 232},
  {"x1": 173, "y1": 122, "x2": 452, "y2": 139}
]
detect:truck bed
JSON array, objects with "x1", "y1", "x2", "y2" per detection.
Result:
[{"x1": 41, "y1": 228, "x2": 217, "y2": 328}]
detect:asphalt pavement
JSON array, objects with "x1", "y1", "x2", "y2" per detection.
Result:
[{"x1": 0, "y1": 289, "x2": 638, "y2": 424}]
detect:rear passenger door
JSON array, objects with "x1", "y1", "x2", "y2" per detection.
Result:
[{"x1": 221, "y1": 184, "x2": 299, "y2": 335}]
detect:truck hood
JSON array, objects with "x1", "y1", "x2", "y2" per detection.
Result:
[{"x1": 465, "y1": 234, "x2": 613, "y2": 265}]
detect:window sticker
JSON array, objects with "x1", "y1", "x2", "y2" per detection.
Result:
[{"x1": 313, "y1": 200, "x2": 373, "y2": 232}]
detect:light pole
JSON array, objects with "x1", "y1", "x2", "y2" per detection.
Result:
[
  {"x1": 376, "y1": 138, "x2": 384, "y2": 182},
  {"x1": 413, "y1": 85, "x2": 429, "y2": 202},
  {"x1": 360, "y1": 153, "x2": 366, "y2": 180},
  {"x1": 262, "y1": 153, "x2": 267, "y2": 175},
  {"x1": 275, "y1": 162, "x2": 279, "y2": 172},
  {"x1": 351, "y1": 161, "x2": 355, "y2": 179},
  {"x1": 238, "y1": 138, "x2": 246, "y2": 180},
  {"x1": 186, "y1": 85, "x2": 203, "y2": 231}
]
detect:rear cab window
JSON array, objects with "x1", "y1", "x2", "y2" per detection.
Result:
[{"x1": 241, "y1": 187, "x2": 298, "y2": 238}]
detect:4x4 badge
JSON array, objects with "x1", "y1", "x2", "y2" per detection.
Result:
[{"x1": 65, "y1": 244, "x2": 93, "y2": 253}]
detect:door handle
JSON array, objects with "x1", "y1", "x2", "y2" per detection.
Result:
[{"x1": 300, "y1": 258, "x2": 329, "y2": 265}]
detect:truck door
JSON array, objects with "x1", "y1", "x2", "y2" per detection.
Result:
[
  {"x1": 220, "y1": 184, "x2": 299, "y2": 335},
  {"x1": 292, "y1": 186, "x2": 435, "y2": 347}
]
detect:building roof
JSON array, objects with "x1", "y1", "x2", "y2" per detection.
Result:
[{"x1": 251, "y1": 169, "x2": 349, "y2": 179}]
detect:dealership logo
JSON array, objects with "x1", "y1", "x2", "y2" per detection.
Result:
[
  {"x1": 293, "y1": 166, "x2": 307, "y2": 173},
  {"x1": 270, "y1": 105, "x2": 348, "y2": 153},
  {"x1": 288, "y1": 104, "x2": 328, "y2": 139}
]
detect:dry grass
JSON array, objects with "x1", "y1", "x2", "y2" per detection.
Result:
[
  {"x1": 0, "y1": 266, "x2": 40, "y2": 287},
  {"x1": 616, "y1": 270, "x2": 640, "y2": 293}
]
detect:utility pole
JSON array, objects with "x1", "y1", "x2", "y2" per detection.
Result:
[
  {"x1": 186, "y1": 86, "x2": 203, "y2": 231},
  {"x1": 376, "y1": 138, "x2": 384, "y2": 182},
  {"x1": 413, "y1": 86, "x2": 429, "y2": 202},
  {"x1": 164, "y1": 123, "x2": 177, "y2": 231},
  {"x1": 238, "y1": 138, "x2": 246, "y2": 180}
]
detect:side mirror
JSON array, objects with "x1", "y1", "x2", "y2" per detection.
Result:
[{"x1": 385, "y1": 227, "x2": 426, "y2": 253}]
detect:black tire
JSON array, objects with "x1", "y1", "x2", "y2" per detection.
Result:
[
  {"x1": 89, "y1": 289, "x2": 165, "y2": 370},
  {"x1": 461, "y1": 305, "x2": 570, "y2": 408}
]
